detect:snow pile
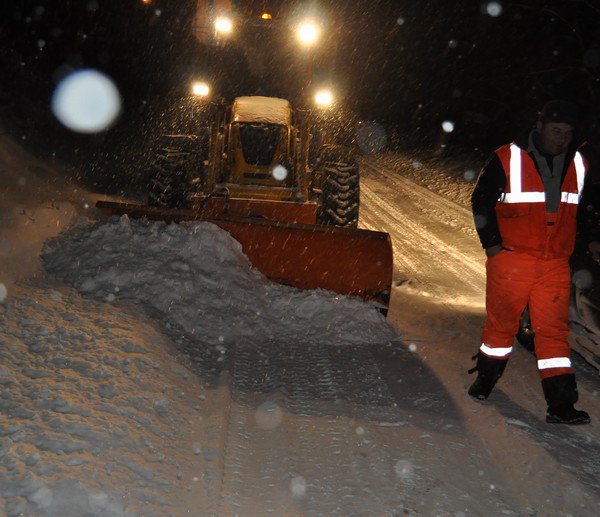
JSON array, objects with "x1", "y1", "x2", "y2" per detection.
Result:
[{"x1": 42, "y1": 215, "x2": 396, "y2": 347}]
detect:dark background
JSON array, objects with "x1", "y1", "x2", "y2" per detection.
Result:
[{"x1": 1, "y1": 0, "x2": 599, "y2": 194}]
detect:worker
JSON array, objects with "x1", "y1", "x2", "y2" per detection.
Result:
[{"x1": 468, "y1": 99, "x2": 600, "y2": 425}]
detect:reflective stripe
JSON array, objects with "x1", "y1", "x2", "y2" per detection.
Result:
[
  {"x1": 538, "y1": 357, "x2": 572, "y2": 370},
  {"x1": 480, "y1": 344, "x2": 513, "y2": 357},
  {"x1": 500, "y1": 192, "x2": 545, "y2": 204},
  {"x1": 509, "y1": 144, "x2": 522, "y2": 194},
  {"x1": 574, "y1": 151, "x2": 585, "y2": 195},
  {"x1": 500, "y1": 146, "x2": 584, "y2": 206},
  {"x1": 560, "y1": 192, "x2": 580, "y2": 205}
]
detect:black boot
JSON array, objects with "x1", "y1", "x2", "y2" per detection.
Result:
[
  {"x1": 542, "y1": 374, "x2": 591, "y2": 425},
  {"x1": 468, "y1": 352, "x2": 508, "y2": 400}
]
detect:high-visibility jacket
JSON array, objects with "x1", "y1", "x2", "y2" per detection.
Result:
[{"x1": 494, "y1": 143, "x2": 587, "y2": 259}]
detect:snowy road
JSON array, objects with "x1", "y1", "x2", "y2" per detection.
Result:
[
  {"x1": 1, "y1": 135, "x2": 600, "y2": 515},
  {"x1": 193, "y1": 160, "x2": 600, "y2": 515},
  {"x1": 360, "y1": 159, "x2": 485, "y2": 306}
]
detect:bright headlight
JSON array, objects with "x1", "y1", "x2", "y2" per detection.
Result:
[
  {"x1": 192, "y1": 82, "x2": 210, "y2": 97},
  {"x1": 215, "y1": 17, "x2": 233, "y2": 34},
  {"x1": 297, "y1": 21, "x2": 320, "y2": 47},
  {"x1": 315, "y1": 89, "x2": 333, "y2": 108}
]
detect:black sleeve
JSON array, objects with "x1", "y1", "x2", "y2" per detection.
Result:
[
  {"x1": 471, "y1": 153, "x2": 506, "y2": 249},
  {"x1": 578, "y1": 146, "x2": 600, "y2": 244}
]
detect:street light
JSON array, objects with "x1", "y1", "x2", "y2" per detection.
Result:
[{"x1": 296, "y1": 21, "x2": 320, "y2": 48}]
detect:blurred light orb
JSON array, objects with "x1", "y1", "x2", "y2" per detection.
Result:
[
  {"x1": 474, "y1": 214, "x2": 488, "y2": 229},
  {"x1": 272, "y1": 164, "x2": 288, "y2": 181},
  {"x1": 192, "y1": 82, "x2": 210, "y2": 97},
  {"x1": 314, "y1": 89, "x2": 333, "y2": 108},
  {"x1": 394, "y1": 460, "x2": 415, "y2": 482},
  {"x1": 52, "y1": 69, "x2": 121, "y2": 133},
  {"x1": 448, "y1": 39, "x2": 458, "y2": 48},
  {"x1": 464, "y1": 169, "x2": 476, "y2": 182},
  {"x1": 355, "y1": 121, "x2": 387, "y2": 155},
  {"x1": 297, "y1": 21, "x2": 320, "y2": 47},
  {"x1": 583, "y1": 47, "x2": 600, "y2": 68},
  {"x1": 572, "y1": 269, "x2": 594, "y2": 290},
  {"x1": 396, "y1": 17, "x2": 405, "y2": 26},
  {"x1": 442, "y1": 120, "x2": 455, "y2": 133},
  {"x1": 485, "y1": 2, "x2": 503, "y2": 17},
  {"x1": 290, "y1": 476, "x2": 307, "y2": 499},
  {"x1": 255, "y1": 401, "x2": 283, "y2": 430},
  {"x1": 215, "y1": 17, "x2": 233, "y2": 33},
  {"x1": 0, "y1": 283, "x2": 7, "y2": 303}
]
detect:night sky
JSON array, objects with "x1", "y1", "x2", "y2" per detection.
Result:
[{"x1": 1, "y1": 1, "x2": 599, "y2": 191}]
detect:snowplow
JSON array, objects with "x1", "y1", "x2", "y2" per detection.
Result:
[
  {"x1": 97, "y1": 2, "x2": 393, "y2": 312},
  {"x1": 97, "y1": 95, "x2": 393, "y2": 311}
]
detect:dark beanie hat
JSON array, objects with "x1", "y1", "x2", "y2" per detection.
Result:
[{"x1": 539, "y1": 100, "x2": 580, "y2": 128}]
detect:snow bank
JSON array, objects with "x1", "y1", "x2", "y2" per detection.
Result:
[
  {"x1": 42, "y1": 215, "x2": 396, "y2": 347},
  {"x1": 0, "y1": 280, "x2": 210, "y2": 516}
]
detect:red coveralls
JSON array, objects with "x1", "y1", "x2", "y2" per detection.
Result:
[{"x1": 481, "y1": 143, "x2": 587, "y2": 379}]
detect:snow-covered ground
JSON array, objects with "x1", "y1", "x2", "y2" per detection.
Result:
[{"x1": 1, "y1": 127, "x2": 600, "y2": 516}]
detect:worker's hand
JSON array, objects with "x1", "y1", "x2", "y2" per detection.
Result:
[
  {"x1": 589, "y1": 241, "x2": 600, "y2": 264},
  {"x1": 485, "y1": 244, "x2": 503, "y2": 258}
]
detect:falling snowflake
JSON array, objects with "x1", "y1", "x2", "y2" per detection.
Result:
[
  {"x1": 394, "y1": 459, "x2": 415, "y2": 482},
  {"x1": 485, "y1": 2, "x2": 503, "y2": 17},
  {"x1": 255, "y1": 401, "x2": 283, "y2": 430},
  {"x1": 290, "y1": 476, "x2": 307, "y2": 499},
  {"x1": 572, "y1": 269, "x2": 593, "y2": 290},
  {"x1": 272, "y1": 164, "x2": 288, "y2": 181},
  {"x1": 442, "y1": 121, "x2": 455, "y2": 133},
  {"x1": 474, "y1": 214, "x2": 488, "y2": 229},
  {"x1": 464, "y1": 170, "x2": 476, "y2": 181}
]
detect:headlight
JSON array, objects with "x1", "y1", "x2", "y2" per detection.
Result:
[
  {"x1": 192, "y1": 82, "x2": 210, "y2": 97},
  {"x1": 215, "y1": 17, "x2": 233, "y2": 34},
  {"x1": 296, "y1": 21, "x2": 320, "y2": 47},
  {"x1": 315, "y1": 89, "x2": 333, "y2": 108}
]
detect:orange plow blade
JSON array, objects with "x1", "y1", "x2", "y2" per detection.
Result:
[{"x1": 96, "y1": 201, "x2": 393, "y2": 311}]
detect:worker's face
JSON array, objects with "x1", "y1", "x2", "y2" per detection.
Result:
[{"x1": 536, "y1": 121, "x2": 574, "y2": 156}]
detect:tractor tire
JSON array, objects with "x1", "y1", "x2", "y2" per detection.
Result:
[
  {"x1": 316, "y1": 145, "x2": 360, "y2": 228},
  {"x1": 148, "y1": 134, "x2": 206, "y2": 209}
]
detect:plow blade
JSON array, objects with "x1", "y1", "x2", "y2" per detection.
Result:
[{"x1": 96, "y1": 201, "x2": 393, "y2": 311}]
